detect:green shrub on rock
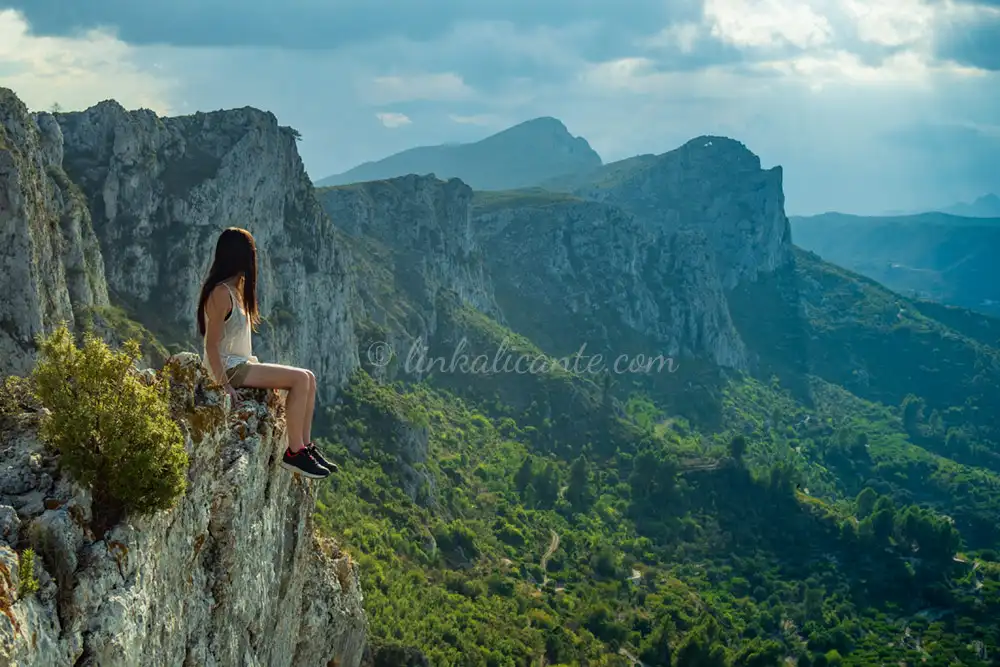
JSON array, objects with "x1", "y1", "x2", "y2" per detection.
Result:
[
  {"x1": 32, "y1": 326, "x2": 188, "y2": 524},
  {"x1": 17, "y1": 549, "x2": 39, "y2": 597},
  {"x1": 0, "y1": 375, "x2": 41, "y2": 421}
]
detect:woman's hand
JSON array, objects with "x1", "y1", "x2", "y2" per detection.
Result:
[{"x1": 225, "y1": 384, "x2": 239, "y2": 406}]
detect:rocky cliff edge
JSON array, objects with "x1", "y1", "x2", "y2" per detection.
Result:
[{"x1": 0, "y1": 353, "x2": 367, "y2": 667}]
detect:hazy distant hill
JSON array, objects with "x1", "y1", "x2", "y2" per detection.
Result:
[
  {"x1": 881, "y1": 194, "x2": 1000, "y2": 218},
  {"x1": 938, "y1": 193, "x2": 1000, "y2": 218},
  {"x1": 315, "y1": 117, "x2": 602, "y2": 190},
  {"x1": 791, "y1": 211, "x2": 1000, "y2": 317}
]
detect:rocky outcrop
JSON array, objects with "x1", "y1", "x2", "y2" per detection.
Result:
[
  {"x1": 0, "y1": 353, "x2": 367, "y2": 667},
  {"x1": 320, "y1": 175, "x2": 497, "y2": 318},
  {"x1": 53, "y1": 101, "x2": 358, "y2": 400},
  {"x1": 472, "y1": 194, "x2": 746, "y2": 368},
  {"x1": 0, "y1": 89, "x2": 110, "y2": 377},
  {"x1": 567, "y1": 136, "x2": 792, "y2": 290},
  {"x1": 318, "y1": 175, "x2": 500, "y2": 378}
]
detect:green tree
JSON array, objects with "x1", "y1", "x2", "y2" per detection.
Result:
[
  {"x1": 515, "y1": 456, "x2": 534, "y2": 493},
  {"x1": 729, "y1": 434, "x2": 748, "y2": 462},
  {"x1": 804, "y1": 587, "x2": 825, "y2": 621},
  {"x1": 855, "y1": 487, "x2": 877, "y2": 519},
  {"x1": 629, "y1": 450, "x2": 678, "y2": 509},
  {"x1": 871, "y1": 496, "x2": 896, "y2": 542},
  {"x1": 639, "y1": 617, "x2": 674, "y2": 666},
  {"x1": 900, "y1": 394, "x2": 925, "y2": 433},
  {"x1": 566, "y1": 455, "x2": 592, "y2": 509},
  {"x1": 674, "y1": 620, "x2": 726, "y2": 667},
  {"x1": 32, "y1": 326, "x2": 187, "y2": 529},
  {"x1": 928, "y1": 409, "x2": 944, "y2": 436},
  {"x1": 850, "y1": 432, "x2": 870, "y2": 459},
  {"x1": 536, "y1": 461, "x2": 560, "y2": 506}
]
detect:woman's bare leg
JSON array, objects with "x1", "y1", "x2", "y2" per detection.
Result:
[
  {"x1": 303, "y1": 370, "x2": 316, "y2": 444},
  {"x1": 240, "y1": 363, "x2": 311, "y2": 451}
]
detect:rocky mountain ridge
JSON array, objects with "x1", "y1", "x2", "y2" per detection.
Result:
[
  {"x1": 315, "y1": 117, "x2": 602, "y2": 191},
  {"x1": 315, "y1": 134, "x2": 793, "y2": 377},
  {"x1": 546, "y1": 135, "x2": 793, "y2": 290},
  {"x1": 3, "y1": 84, "x2": 947, "y2": 666}
]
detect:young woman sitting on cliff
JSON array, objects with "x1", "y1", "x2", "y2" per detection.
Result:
[{"x1": 197, "y1": 227, "x2": 336, "y2": 479}]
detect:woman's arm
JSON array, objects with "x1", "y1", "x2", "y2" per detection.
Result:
[{"x1": 203, "y1": 285, "x2": 232, "y2": 387}]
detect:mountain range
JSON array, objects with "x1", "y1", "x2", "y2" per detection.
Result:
[
  {"x1": 323, "y1": 116, "x2": 1000, "y2": 321},
  {"x1": 791, "y1": 211, "x2": 1000, "y2": 318},
  {"x1": 878, "y1": 193, "x2": 1000, "y2": 218},
  {"x1": 315, "y1": 116, "x2": 602, "y2": 190},
  {"x1": 3, "y1": 86, "x2": 1000, "y2": 666},
  {"x1": 938, "y1": 193, "x2": 1000, "y2": 217}
]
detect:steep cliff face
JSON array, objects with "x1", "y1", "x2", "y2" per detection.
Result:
[
  {"x1": 472, "y1": 193, "x2": 746, "y2": 368},
  {"x1": 0, "y1": 354, "x2": 367, "y2": 667},
  {"x1": 54, "y1": 102, "x2": 358, "y2": 399},
  {"x1": 565, "y1": 136, "x2": 792, "y2": 290},
  {"x1": 0, "y1": 89, "x2": 110, "y2": 376},
  {"x1": 0, "y1": 88, "x2": 368, "y2": 666},
  {"x1": 317, "y1": 175, "x2": 500, "y2": 376}
]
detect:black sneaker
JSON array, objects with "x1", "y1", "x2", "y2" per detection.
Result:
[
  {"x1": 306, "y1": 442, "x2": 338, "y2": 473},
  {"x1": 280, "y1": 447, "x2": 330, "y2": 479}
]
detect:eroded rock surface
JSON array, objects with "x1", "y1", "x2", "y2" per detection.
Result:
[
  {"x1": 0, "y1": 89, "x2": 110, "y2": 377},
  {"x1": 0, "y1": 353, "x2": 367, "y2": 667}
]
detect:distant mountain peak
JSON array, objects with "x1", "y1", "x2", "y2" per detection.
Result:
[
  {"x1": 481, "y1": 116, "x2": 586, "y2": 147},
  {"x1": 938, "y1": 193, "x2": 1000, "y2": 218},
  {"x1": 510, "y1": 116, "x2": 566, "y2": 130},
  {"x1": 682, "y1": 135, "x2": 749, "y2": 151},
  {"x1": 315, "y1": 117, "x2": 602, "y2": 190}
]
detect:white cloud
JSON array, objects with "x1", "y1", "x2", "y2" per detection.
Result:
[
  {"x1": 0, "y1": 9, "x2": 173, "y2": 113},
  {"x1": 840, "y1": 0, "x2": 935, "y2": 47},
  {"x1": 704, "y1": 0, "x2": 834, "y2": 49},
  {"x1": 756, "y1": 49, "x2": 986, "y2": 90},
  {"x1": 375, "y1": 111, "x2": 412, "y2": 128},
  {"x1": 577, "y1": 58, "x2": 667, "y2": 94},
  {"x1": 365, "y1": 72, "x2": 474, "y2": 104},
  {"x1": 639, "y1": 23, "x2": 703, "y2": 54}
]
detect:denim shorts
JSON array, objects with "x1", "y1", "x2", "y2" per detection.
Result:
[{"x1": 225, "y1": 362, "x2": 254, "y2": 387}]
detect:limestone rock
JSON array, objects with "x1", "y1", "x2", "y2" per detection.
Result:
[
  {"x1": 473, "y1": 195, "x2": 747, "y2": 369},
  {"x1": 54, "y1": 101, "x2": 359, "y2": 400},
  {"x1": 318, "y1": 175, "x2": 500, "y2": 380},
  {"x1": 0, "y1": 353, "x2": 367, "y2": 667},
  {"x1": 569, "y1": 135, "x2": 793, "y2": 290},
  {"x1": 0, "y1": 88, "x2": 110, "y2": 377}
]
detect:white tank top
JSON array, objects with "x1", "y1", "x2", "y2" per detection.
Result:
[{"x1": 203, "y1": 282, "x2": 257, "y2": 376}]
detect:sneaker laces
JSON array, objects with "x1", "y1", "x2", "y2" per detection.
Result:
[{"x1": 288, "y1": 447, "x2": 315, "y2": 461}]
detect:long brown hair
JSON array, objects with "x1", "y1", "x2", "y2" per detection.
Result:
[{"x1": 197, "y1": 227, "x2": 261, "y2": 335}]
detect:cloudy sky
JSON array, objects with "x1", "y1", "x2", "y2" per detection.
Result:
[{"x1": 0, "y1": 1, "x2": 997, "y2": 215}]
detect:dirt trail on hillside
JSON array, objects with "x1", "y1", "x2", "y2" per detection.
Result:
[{"x1": 540, "y1": 530, "x2": 559, "y2": 586}]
